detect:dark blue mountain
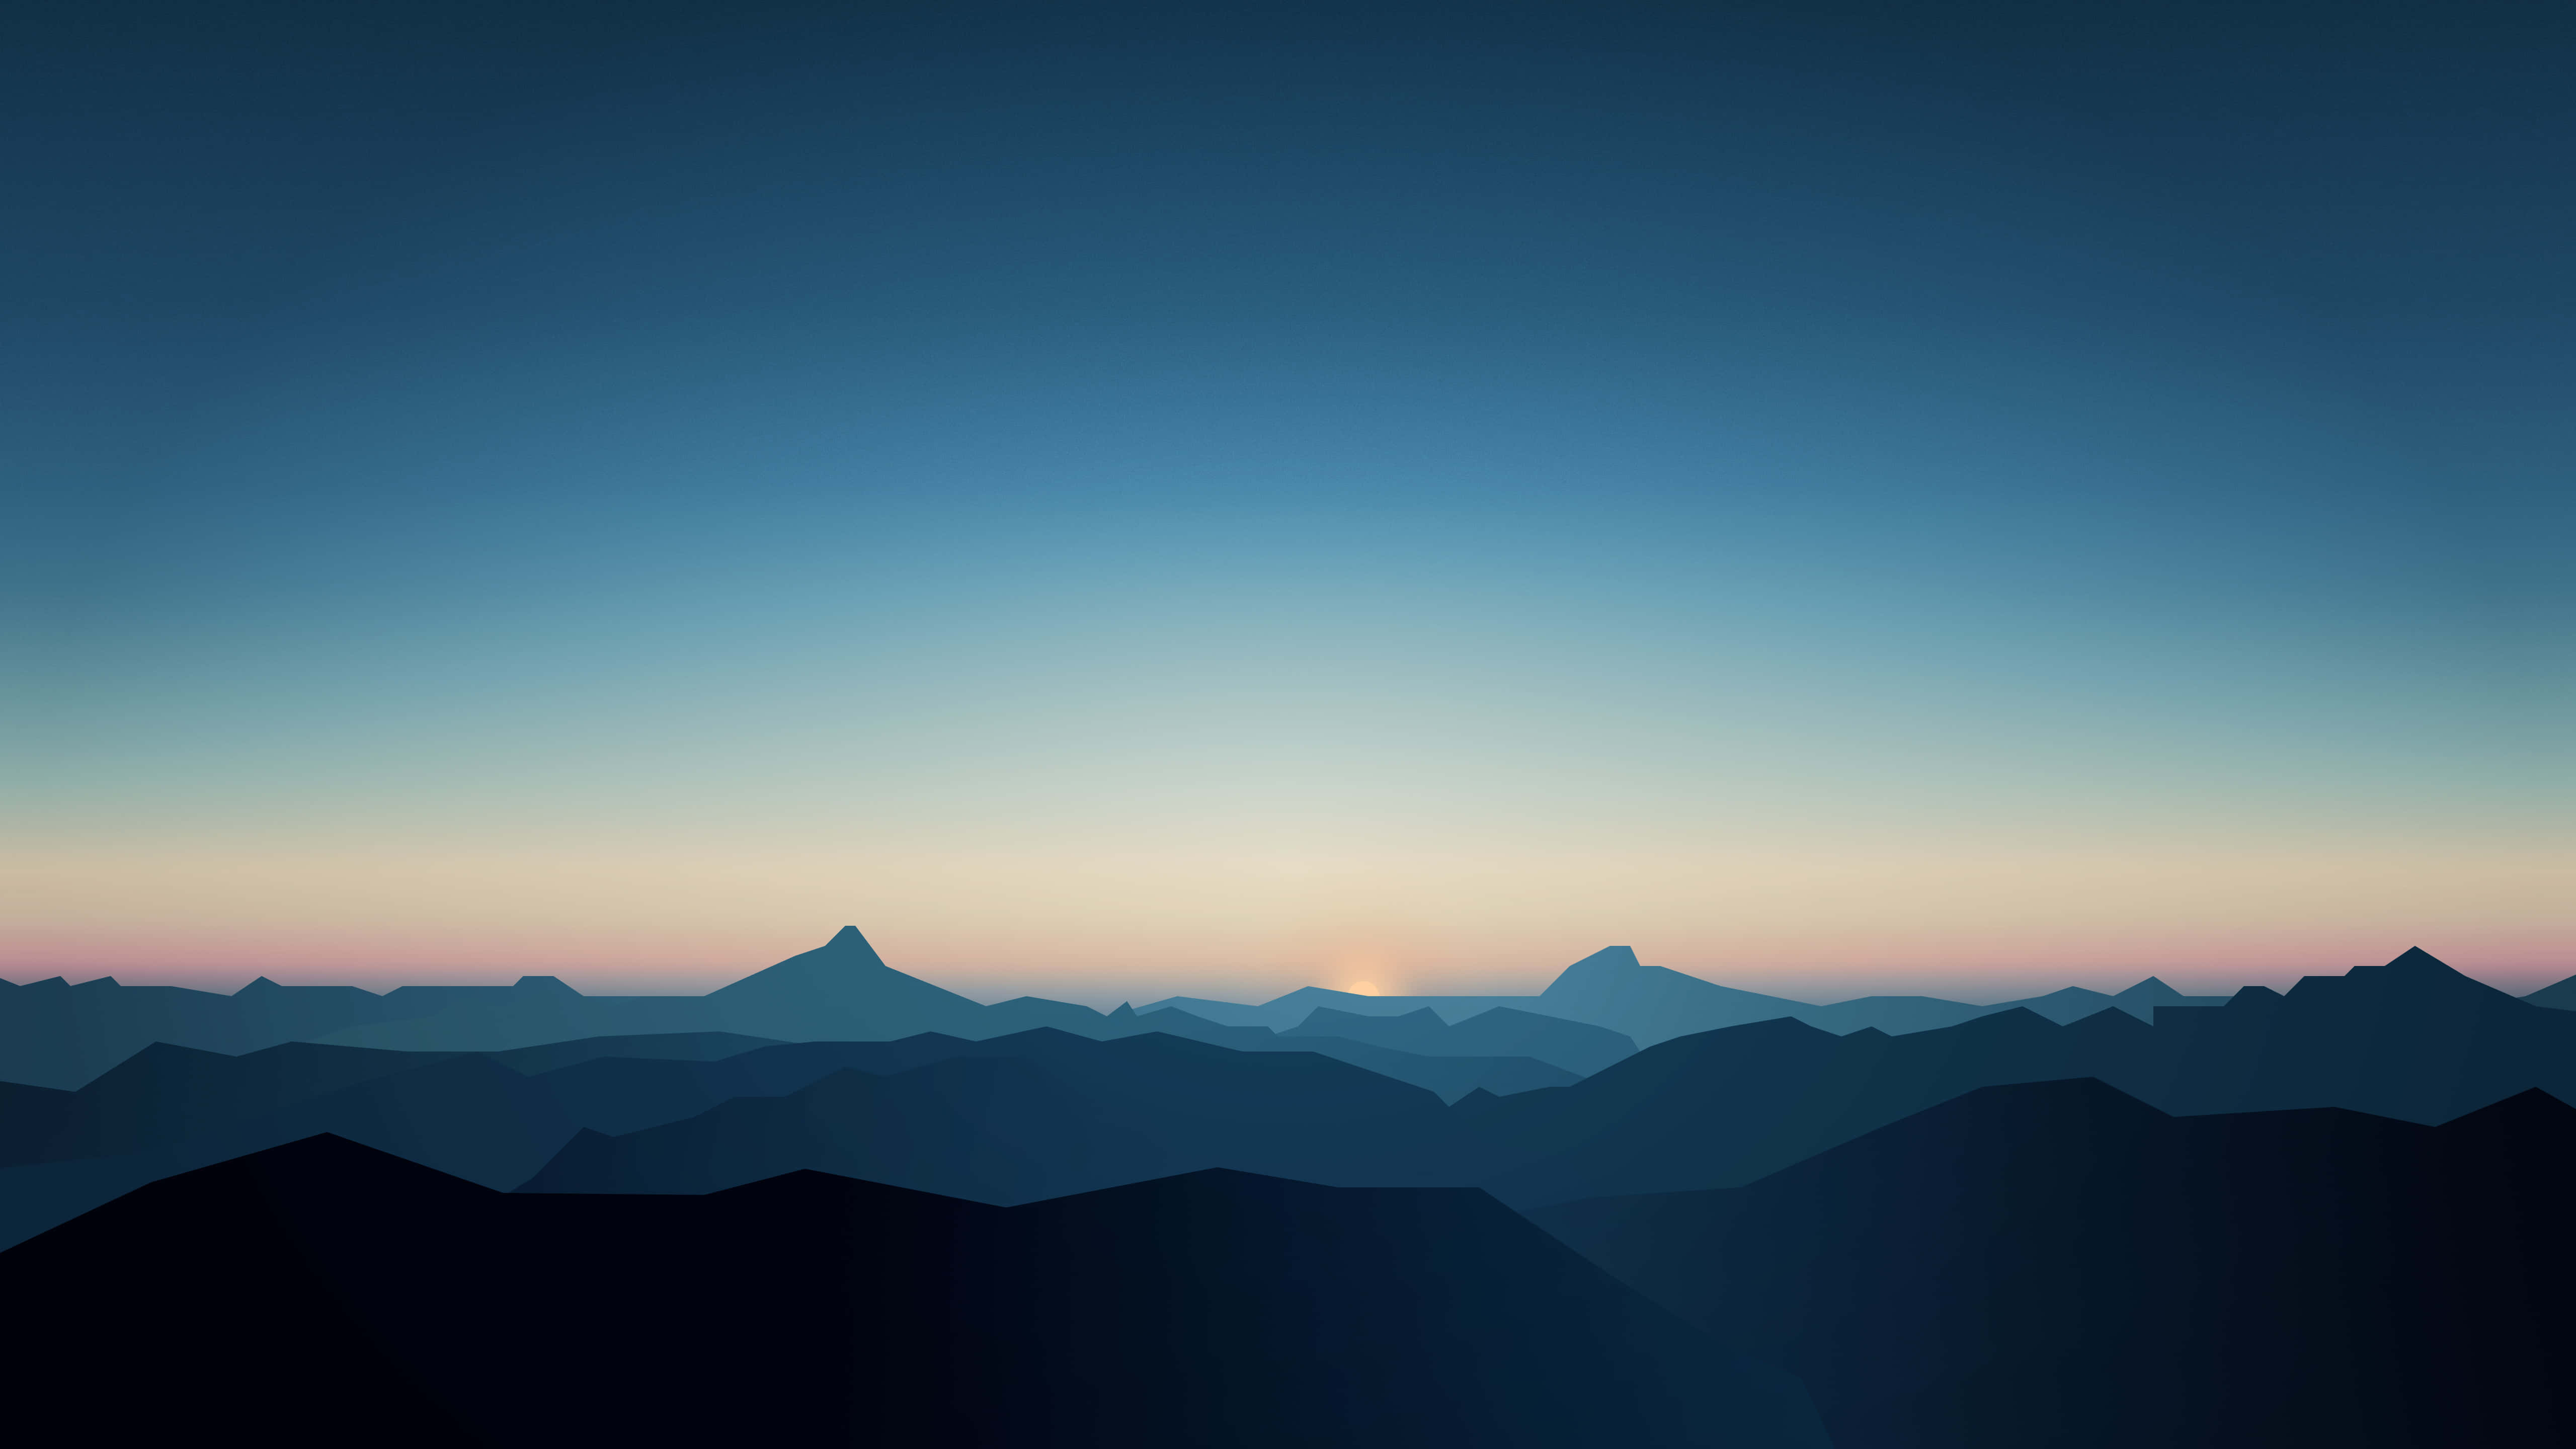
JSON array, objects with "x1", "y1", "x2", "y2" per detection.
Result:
[
  {"x1": 1102, "y1": 1006, "x2": 1577, "y2": 1099},
  {"x1": 0, "y1": 1135, "x2": 1829, "y2": 1447},
  {"x1": 0, "y1": 973, "x2": 428, "y2": 1088},
  {"x1": 1158, "y1": 945, "x2": 2230, "y2": 1045},
  {"x1": 1452, "y1": 947, "x2": 2576, "y2": 1206},
  {"x1": 1534, "y1": 1079, "x2": 2576, "y2": 1448},
  {"x1": 2526, "y1": 971, "x2": 2576, "y2": 1009},
  {"x1": 0, "y1": 927, "x2": 1113, "y2": 1085},
  {"x1": 519, "y1": 1028, "x2": 1461, "y2": 1201},
  {"x1": 1280, "y1": 1004, "x2": 1635, "y2": 1076},
  {"x1": 0, "y1": 1037, "x2": 803, "y2": 1251}
]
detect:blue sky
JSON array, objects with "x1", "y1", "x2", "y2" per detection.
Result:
[{"x1": 8, "y1": 1, "x2": 2567, "y2": 999}]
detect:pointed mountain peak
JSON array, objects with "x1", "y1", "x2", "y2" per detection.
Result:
[
  {"x1": 235, "y1": 976, "x2": 283, "y2": 994},
  {"x1": 2383, "y1": 946, "x2": 2453, "y2": 973},
  {"x1": 706, "y1": 922, "x2": 977, "y2": 1017},
  {"x1": 1539, "y1": 946, "x2": 1642, "y2": 996},
  {"x1": 2116, "y1": 976, "x2": 2181, "y2": 1000},
  {"x1": 1110, "y1": 1002, "x2": 1137, "y2": 1019}
]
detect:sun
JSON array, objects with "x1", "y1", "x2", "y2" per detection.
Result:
[{"x1": 1347, "y1": 981, "x2": 1380, "y2": 996}]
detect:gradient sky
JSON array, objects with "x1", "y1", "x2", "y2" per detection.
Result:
[{"x1": 7, "y1": 1, "x2": 2569, "y2": 1004}]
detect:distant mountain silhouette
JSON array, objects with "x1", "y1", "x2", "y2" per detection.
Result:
[
  {"x1": 1534, "y1": 1079, "x2": 2576, "y2": 1448},
  {"x1": 1245, "y1": 987, "x2": 1538, "y2": 1028},
  {"x1": 1100, "y1": 1007, "x2": 1577, "y2": 1100},
  {"x1": 519, "y1": 1028, "x2": 1464, "y2": 1201},
  {"x1": 1280, "y1": 1004, "x2": 1636, "y2": 1075},
  {"x1": 321, "y1": 926, "x2": 1121, "y2": 1054},
  {"x1": 704, "y1": 924, "x2": 991, "y2": 1036},
  {"x1": 14, "y1": 946, "x2": 2552, "y2": 1242},
  {"x1": 1147, "y1": 945, "x2": 2233, "y2": 1048},
  {"x1": 0, "y1": 928, "x2": 1128, "y2": 1086},
  {"x1": 0, "y1": 1136, "x2": 1828, "y2": 1447},
  {"x1": 0, "y1": 1022, "x2": 1576, "y2": 1251},
  {"x1": 0, "y1": 1034, "x2": 816, "y2": 1251},
  {"x1": 474, "y1": 1030, "x2": 781, "y2": 1075},
  {"x1": 2528, "y1": 972, "x2": 2576, "y2": 1010},
  {"x1": 1443, "y1": 946, "x2": 2576, "y2": 1206},
  {"x1": 0, "y1": 926, "x2": 2270, "y2": 1091}
]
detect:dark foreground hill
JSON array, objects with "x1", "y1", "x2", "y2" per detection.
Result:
[
  {"x1": 0, "y1": 1136, "x2": 1827, "y2": 1448},
  {"x1": 0, "y1": 1027, "x2": 1494, "y2": 1250},
  {"x1": 1535, "y1": 1079, "x2": 2576, "y2": 1449}
]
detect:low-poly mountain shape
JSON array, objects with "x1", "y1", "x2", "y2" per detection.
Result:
[
  {"x1": 0, "y1": 1136, "x2": 1829, "y2": 1447},
  {"x1": 1101, "y1": 1008, "x2": 1577, "y2": 1100},
  {"x1": 1173, "y1": 947, "x2": 2231, "y2": 1050},
  {"x1": 518, "y1": 1027, "x2": 1464, "y2": 1201},
  {"x1": 0, "y1": 928, "x2": 1126, "y2": 1085},
  {"x1": 16, "y1": 946, "x2": 2551, "y2": 1247},
  {"x1": 1439, "y1": 948, "x2": 2576, "y2": 1208},
  {"x1": 1281, "y1": 1004, "x2": 1635, "y2": 1076},
  {"x1": 1251, "y1": 987, "x2": 1538, "y2": 1028},
  {"x1": 2526, "y1": 972, "x2": 2576, "y2": 1010},
  {"x1": 1534, "y1": 1079, "x2": 2576, "y2": 1448},
  {"x1": 1536, "y1": 946, "x2": 1825, "y2": 1045},
  {"x1": 704, "y1": 924, "x2": 989, "y2": 1035}
]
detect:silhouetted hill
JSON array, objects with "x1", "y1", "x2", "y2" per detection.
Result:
[
  {"x1": 1252, "y1": 986, "x2": 1537, "y2": 1028},
  {"x1": 0, "y1": 1024, "x2": 1568, "y2": 1250},
  {"x1": 0, "y1": 929, "x2": 1121, "y2": 1086},
  {"x1": 472, "y1": 1030, "x2": 779, "y2": 1074},
  {"x1": 1534, "y1": 1079, "x2": 2576, "y2": 1448},
  {"x1": 0, "y1": 1040, "x2": 463, "y2": 1166},
  {"x1": 0, "y1": 973, "x2": 428, "y2": 1088},
  {"x1": 0, "y1": 1038, "x2": 813, "y2": 1251},
  {"x1": 1452, "y1": 947, "x2": 2576, "y2": 1206},
  {"x1": 2143, "y1": 945, "x2": 2576, "y2": 1121},
  {"x1": 1281, "y1": 1004, "x2": 1635, "y2": 1075},
  {"x1": 1103, "y1": 1008, "x2": 1578, "y2": 1100},
  {"x1": 13, "y1": 946, "x2": 2552, "y2": 1248},
  {"x1": 520, "y1": 1028, "x2": 1462, "y2": 1201},
  {"x1": 1188, "y1": 947, "x2": 2228, "y2": 1049},
  {"x1": 1536, "y1": 947, "x2": 1822, "y2": 1045},
  {"x1": 0, "y1": 1136, "x2": 1828, "y2": 1447},
  {"x1": 704, "y1": 924, "x2": 988, "y2": 1035},
  {"x1": 2527, "y1": 972, "x2": 2576, "y2": 1009},
  {"x1": 0, "y1": 927, "x2": 2259, "y2": 1090}
]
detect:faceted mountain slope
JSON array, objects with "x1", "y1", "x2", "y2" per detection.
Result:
[
  {"x1": 1167, "y1": 947, "x2": 2228, "y2": 1048},
  {"x1": 1457, "y1": 947, "x2": 2576, "y2": 1207},
  {"x1": 0, "y1": 927, "x2": 1109, "y2": 1084},
  {"x1": 519, "y1": 1028, "x2": 1462, "y2": 1201},
  {"x1": 1281, "y1": 1004, "x2": 1636, "y2": 1076},
  {"x1": 1101, "y1": 1007, "x2": 1577, "y2": 1100},
  {"x1": 0, "y1": 1136, "x2": 1830, "y2": 1447},
  {"x1": 1535, "y1": 1079, "x2": 2576, "y2": 1449},
  {"x1": 2525, "y1": 971, "x2": 2576, "y2": 1009},
  {"x1": 704, "y1": 924, "x2": 990, "y2": 1036}
]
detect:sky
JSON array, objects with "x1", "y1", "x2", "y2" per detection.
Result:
[{"x1": 6, "y1": 0, "x2": 2569, "y2": 1004}]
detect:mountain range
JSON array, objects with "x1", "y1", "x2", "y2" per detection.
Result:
[
  {"x1": 2, "y1": 944, "x2": 2563, "y2": 1251},
  {"x1": 1534, "y1": 1077, "x2": 2576, "y2": 1447},
  {"x1": 12, "y1": 926, "x2": 2562, "y2": 1094},
  {"x1": 0, "y1": 1133, "x2": 1830, "y2": 1447},
  {"x1": 2, "y1": 926, "x2": 2567, "y2": 1446}
]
